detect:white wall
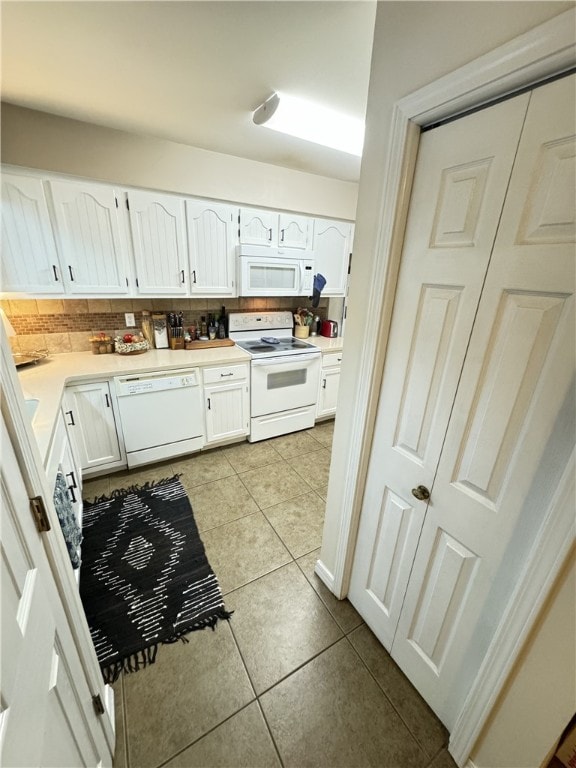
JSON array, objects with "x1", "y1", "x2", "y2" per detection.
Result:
[
  {"x1": 0, "y1": 103, "x2": 357, "y2": 220},
  {"x1": 471, "y1": 550, "x2": 575, "y2": 768}
]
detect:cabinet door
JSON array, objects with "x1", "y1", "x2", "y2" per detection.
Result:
[
  {"x1": 58, "y1": 426, "x2": 83, "y2": 522},
  {"x1": 239, "y1": 207, "x2": 277, "y2": 247},
  {"x1": 49, "y1": 180, "x2": 129, "y2": 294},
  {"x1": 313, "y1": 219, "x2": 352, "y2": 296},
  {"x1": 47, "y1": 411, "x2": 83, "y2": 523},
  {"x1": 205, "y1": 382, "x2": 249, "y2": 444},
  {"x1": 63, "y1": 382, "x2": 121, "y2": 470},
  {"x1": 128, "y1": 189, "x2": 188, "y2": 295},
  {"x1": 317, "y1": 366, "x2": 341, "y2": 417},
  {"x1": 279, "y1": 213, "x2": 313, "y2": 250},
  {"x1": 1, "y1": 174, "x2": 62, "y2": 293},
  {"x1": 186, "y1": 201, "x2": 236, "y2": 296}
]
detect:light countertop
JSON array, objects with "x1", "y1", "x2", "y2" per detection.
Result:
[
  {"x1": 17, "y1": 338, "x2": 343, "y2": 464},
  {"x1": 18, "y1": 346, "x2": 251, "y2": 463},
  {"x1": 308, "y1": 336, "x2": 344, "y2": 353}
]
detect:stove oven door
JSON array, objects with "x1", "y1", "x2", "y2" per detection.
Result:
[{"x1": 251, "y1": 353, "x2": 321, "y2": 416}]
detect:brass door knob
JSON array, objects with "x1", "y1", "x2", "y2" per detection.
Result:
[{"x1": 411, "y1": 485, "x2": 430, "y2": 501}]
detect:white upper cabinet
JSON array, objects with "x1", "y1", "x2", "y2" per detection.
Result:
[
  {"x1": 1, "y1": 174, "x2": 62, "y2": 293},
  {"x1": 127, "y1": 189, "x2": 188, "y2": 295},
  {"x1": 239, "y1": 207, "x2": 277, "y2": 247},
  {"x1": 278, "y1": 213, "x2": 314, "y2": 249},
  {"x1": 49, "y1": 180, "x2": 130, "y2": 294},
  {"x1": 313, "y1": 219, "x2": 353, "y2": 296},
  {"x1": 239, "y1": 208, "x2": 313, "y2": 250},
  {"x1": 186, "y1": 201, "x2": 237, "y2": 296}
]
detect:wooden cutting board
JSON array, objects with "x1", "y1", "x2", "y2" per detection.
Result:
[{"x1": 184, "y1": 339, "x2": 236, "y2": 350}]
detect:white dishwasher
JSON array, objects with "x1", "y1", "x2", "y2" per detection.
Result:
[{"x1": 114, "y1": 369, "x2": 204, "y2": 468}]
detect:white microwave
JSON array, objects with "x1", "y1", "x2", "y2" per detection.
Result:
[{"x1": 236, "y1": 246, "x2": 314, "y2": 297}]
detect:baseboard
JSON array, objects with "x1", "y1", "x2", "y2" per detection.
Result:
[{"x1": 314, "y1": 557, "x2": 335, "y2": 592}]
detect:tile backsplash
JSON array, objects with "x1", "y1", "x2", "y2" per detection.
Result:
[{"x1": 2, "y1": 297, "x2": 328, "y2": 354}]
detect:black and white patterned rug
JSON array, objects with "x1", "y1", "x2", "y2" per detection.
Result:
[{"x1": 80, "y1": 475, "x2": 231, "y2": 683}]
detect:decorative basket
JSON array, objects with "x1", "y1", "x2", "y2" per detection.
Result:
[{"x1": 114, "y1": 338, "x2": 150, "y2": 355}]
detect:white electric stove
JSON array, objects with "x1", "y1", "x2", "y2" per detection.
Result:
[{"x1": 228, "y1": 312, "x2": 321, "y2": 441}]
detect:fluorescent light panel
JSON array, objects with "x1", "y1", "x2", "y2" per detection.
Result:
[{"x1": 253, "y1": 92, "x2": 364, "y2": 156}]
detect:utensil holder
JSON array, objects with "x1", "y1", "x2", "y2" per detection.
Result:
[{"x1": 294, "y1": 325, "x2": 310, "y2": 339}]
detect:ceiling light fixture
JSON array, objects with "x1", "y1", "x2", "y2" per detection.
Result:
[{"x1": 253, "y1": 92, "x2": 364, "y2": 156}]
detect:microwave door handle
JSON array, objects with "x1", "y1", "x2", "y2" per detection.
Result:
[{"x1": 299, "y1": 261, "x2": 304, "y2": 292}]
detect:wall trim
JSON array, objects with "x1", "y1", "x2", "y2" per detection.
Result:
[
  {"x1": 314, "y1": 557, "x2": 335, "y2": 592},
  {"x1": 328, "y1": 7, "x2": 576, "y2": 767}
]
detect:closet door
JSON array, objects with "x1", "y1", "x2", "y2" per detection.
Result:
[
  {"x1": 390, "y1": 74, "x2": 575, "y2": 728},
  {"x1": 348, "y1": 94, "x2": 530, "y2": 647}
]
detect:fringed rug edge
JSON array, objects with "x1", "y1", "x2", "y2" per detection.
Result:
[
  {"x1": 84, "y1": 473, "x2": 183, "y2": 507},
  {"x1": 101, "y1": 607, "x2": 234, "y2": 684}
]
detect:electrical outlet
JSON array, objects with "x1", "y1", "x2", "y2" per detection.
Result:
[{"x1": 125, "y1": 312, "x2": 135, "y2": 327}]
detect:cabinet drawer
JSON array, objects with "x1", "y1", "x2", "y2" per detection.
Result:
[
  {"x1": 203, "y1": 363, "x2": 249, "y2": 385},
  {"x1": 322, "y1": 352, "x2": 343, "y2": 368}
]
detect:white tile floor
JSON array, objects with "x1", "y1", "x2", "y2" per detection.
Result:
[{"x1": 83, "y1": 422, "x2": 456, "y2": 768}]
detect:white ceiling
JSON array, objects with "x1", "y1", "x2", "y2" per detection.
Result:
[{"x1": 1, "y1": 1, "x2": 376, "y2": 182}]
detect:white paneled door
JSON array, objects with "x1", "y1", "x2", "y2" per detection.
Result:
[
  {"x1": 349, "y1": 75, "x2": 575, "y2": 729},
  {"x1": 0, "y1": 416, "x2": 112, "y2": 767}
]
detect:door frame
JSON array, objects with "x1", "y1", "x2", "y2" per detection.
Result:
[
  {"x1": 0, "y1": 323, "x2": 115, "y2": 757},
  {"x1": 324, "y1": 9, "x2": 575, "y2": 766}
]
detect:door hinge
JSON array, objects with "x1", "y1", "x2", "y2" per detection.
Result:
[
  {"x1": 30, "y1": 496, "x2": 51, "y2": 533},
  {"x1": 92, "y1": 693, "x2": 105, "y2": 716}
]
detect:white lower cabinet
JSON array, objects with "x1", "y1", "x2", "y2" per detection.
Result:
[
  {"x1": 316, "y1": 352, "x2": 342, "y2": 418},
  {"x1": 202, "y1": 363, "x2": 250, "y2": 445},
  {"x1": 62, "y1": 381, "x2": 123, "y2": 474},
  {"x1": 47, "y1": 411, "x2": 83, "y2": 522}
]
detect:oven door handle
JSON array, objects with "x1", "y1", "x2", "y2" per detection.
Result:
[{"x1": 251, "y1": 352, "x2": 320, "y2": 367}]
